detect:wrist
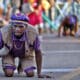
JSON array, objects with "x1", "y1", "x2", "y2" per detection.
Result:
[
  {"x1": 38, "y1": 74, "x2": 41, "y2": 77},
  {"x1": 38, "y1": 73, "x2": 41, "y2": 76}
]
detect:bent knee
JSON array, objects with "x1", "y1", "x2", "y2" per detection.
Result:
[
  {"x1": 26, "y1": 71, "x2": 34, "y2": 77},
  {"x1": 4, "y1": 69, "x2": 14, "y2": 77},
  {"x1": 24, "y1": 66, "x2": 36, "y2": 77}
]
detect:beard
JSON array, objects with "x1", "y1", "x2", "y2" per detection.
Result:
[{"x1": 14, "y1": 32, "x2": 24, "y2": 39}]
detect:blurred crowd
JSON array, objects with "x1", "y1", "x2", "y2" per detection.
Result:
[{"x1": 0, "y1": 0, "x2": 80, "y2": 37}]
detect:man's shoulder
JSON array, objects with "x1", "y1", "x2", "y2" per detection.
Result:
[
  {"x1": 26, "y1": 25, "x2": 38, "y2": 35},
  {"x1": 26, "y1": 26, "x2": 39, "y2": 41},
  {"x1": 0, "y1": 25, "x2": 12, "y2": 42},
  {"x1": 0, "y1": 25, "x2": 12, "y2": 33}
]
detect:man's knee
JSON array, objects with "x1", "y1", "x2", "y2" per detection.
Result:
[
  {"x1": 26, "y1": 71, "x2": 34, "y2": 77},
  {"x1": 4, "y1": 69, "x2": 14, "y2": 77}
]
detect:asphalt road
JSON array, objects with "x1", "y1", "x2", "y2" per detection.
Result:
[{"x1": 42, "y1": 34, "x2": 80, "y2": 69}]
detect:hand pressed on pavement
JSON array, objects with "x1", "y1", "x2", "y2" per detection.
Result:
[{"x1": 38, "y1": 74, "x2": 52, "y2": 78}]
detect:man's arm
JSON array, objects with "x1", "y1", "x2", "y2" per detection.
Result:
[
  {"x1": 34, "y1": 36, "x2": 51, "y2": 78},
  {"x1": 58, "y1": 22, "x2": 64, "y2": 37},
  {"x1": 33, "y1": 36, "x2": 42, "y2": 76},
  {"x1": 35, "y1": 50, "x2": 42, "y2": 77}
]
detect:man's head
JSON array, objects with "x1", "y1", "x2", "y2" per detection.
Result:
[{"x1": 10, "y1": 13, "x2": 29, "y2": 36}]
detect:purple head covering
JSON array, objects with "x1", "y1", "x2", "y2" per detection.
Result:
[{"x1": 10, "y1": 13, "x2": 30, "y2": 25}]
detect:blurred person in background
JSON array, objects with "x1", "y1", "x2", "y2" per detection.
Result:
[
  {"x1": 54, "y1": 0, "x2": 75, "y2": 28},
  {"x1": 48, "y1": 0, "x2": 56, "y2": 33},
  {"x1": 31, "y1": 0, "x2": 44, "y2": 36},
  {"x1": 58, "y1": 15, "x2": 78, "y2": 37},
  {"x1": 22, "y1": 0, "x2": 34, "y2": 15},
  {"x1": 41, "y1": 0, "x2": 51, "y2": 33},
  {"x1": 11, "y1": 0, "x2": 21, "y2": 14},
  {"x1": 4, "y1": 4, "x2": 12, "y2": 25}
]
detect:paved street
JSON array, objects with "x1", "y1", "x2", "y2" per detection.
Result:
[
  {"x1": 42, "y1": 34, "x2": 80, "y2": 69},
  {"x1": 0, "y1": 33, "x2": 80, "y2": 80}
]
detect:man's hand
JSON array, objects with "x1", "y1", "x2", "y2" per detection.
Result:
[
  {"x1": 38, "y1": 74, "x2": 52, "y2": 78},
  {"x1": 35, "y1": 50, "x2": 52, "y2": 78}
]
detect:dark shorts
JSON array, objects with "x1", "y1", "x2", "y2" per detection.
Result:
[{"x1": 64, "y1": 24, "x2": 74, "y2": 32}]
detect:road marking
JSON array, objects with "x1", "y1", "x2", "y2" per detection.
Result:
[
  {"x1": 41, "y1": 40, "x2": 80, "y2": 43},
  {"x1": 42, "y1": 50, "x2": 80, "y2": 54},
  {"x1": 38, "y1": 69, "x2": 74, "y2": 72},
  {"x1": 14, "y1": 68, "x2": 74, "y2": 73}
]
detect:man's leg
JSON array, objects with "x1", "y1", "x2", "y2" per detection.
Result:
[
  {"x1": 2, "y1": 54, "x2": 16, "y2": 77},
  {"x1": 70, "y1": 24, "x2": 75, "y2": 36},
  {"x1": 19, "y1": 56, "x2": 36, "y2": 77}
]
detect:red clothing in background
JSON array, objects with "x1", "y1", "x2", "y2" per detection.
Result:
[{"x1": 28, "y1": 4, "x2": 43, "y2": 26}]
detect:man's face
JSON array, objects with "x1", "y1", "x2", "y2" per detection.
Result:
[{"x1": 12, "y1": 23, "x2": 26, "y2": 36}]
